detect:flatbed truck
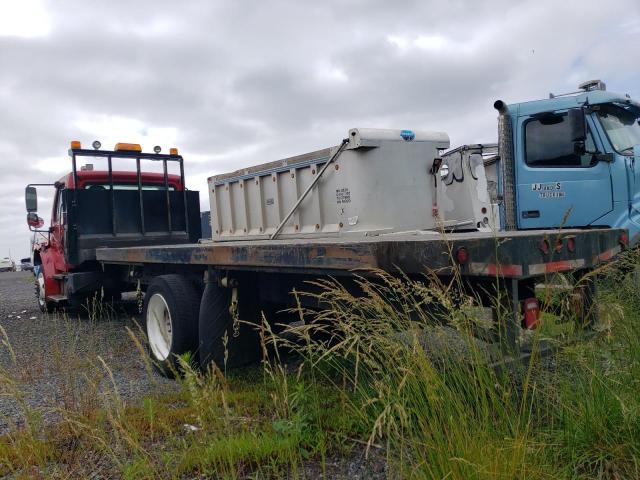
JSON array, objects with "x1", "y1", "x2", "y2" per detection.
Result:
[{"x1": 25, "y1": 80, "x2": 640, "y2": 375}]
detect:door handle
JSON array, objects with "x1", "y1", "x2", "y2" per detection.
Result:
[{"x1": 522, "y1": 210, "x2": 540, "y2": 219}]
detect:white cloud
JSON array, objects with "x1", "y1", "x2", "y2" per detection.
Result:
[
  {"x1": 386, "y1": 35, "x2": 410, "y2": 50},
  {"x1": 315, "y1": 62, "x2": 348, "y2": 83},
  {"x1": 32, "y1": 156, "x2": 70, "y2": 174},
  {"x1": 414, "y1": 34, "x2": 448, "y2": 51},
  {"x1": 0, "y1": 0, "x2": 51, "y2": 38},
  {"x1": 72, "y1": 115, "x2": 179, "y2": 153},
  {"x1": 0, "y1": 0, "x2": 639, "y2": 259}
]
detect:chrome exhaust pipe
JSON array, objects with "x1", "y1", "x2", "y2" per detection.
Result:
[{"x1": 494, "y1": 100, "x2": 517, "y2": 231}]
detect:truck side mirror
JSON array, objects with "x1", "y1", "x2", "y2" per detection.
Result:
[
  {"x1": 27, "y1": 212, "x2": 44, "y2": 229},
  {"x1": 25, "y1": 186, "x2": 38, "y2": 212},
  {"x1": 568, "y1": 108, "x2": 586, "y2": 143}
]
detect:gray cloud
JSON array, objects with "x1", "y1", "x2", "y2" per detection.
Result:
[{"x1": 1, "y1": 0, "x2": 639, "y2": 259}]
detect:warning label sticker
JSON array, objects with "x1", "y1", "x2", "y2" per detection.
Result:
[{"x1": 336, "y1": 188, "x2": 351, "y2": 204}]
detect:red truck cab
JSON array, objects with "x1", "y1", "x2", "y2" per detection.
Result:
[{"x1": 26, "y1": 141, "x2": 201, "y2": 312}]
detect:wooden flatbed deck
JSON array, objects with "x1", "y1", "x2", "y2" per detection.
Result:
[{"x1": 96, "y1": 228, "x2": 625, "y2": 279}]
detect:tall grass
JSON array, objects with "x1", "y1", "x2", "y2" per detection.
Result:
[
  {"x1": 261, "y1": 271, "x2": 544, "y2": 478},
  {"x1": 260, "y1": 253, "x2": 640, "y2": 479},
  {"x1": 0, "y1": 253, "x2": 639, "y2": 478}
]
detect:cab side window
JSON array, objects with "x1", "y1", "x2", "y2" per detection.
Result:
[
  {"x1": 525, "y1": 114, "x2": 597, "y2": 168},
  {"x1": 53, "y1": 188, "x2": 65, "y2": 224}
]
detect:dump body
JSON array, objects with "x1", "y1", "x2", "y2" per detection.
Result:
[
  {"x1": 209, "y1": 128, "x2": 453, "y2": 241},
  {"x1": 440, "y1": 144, "x2": 500, "y2": 231}
]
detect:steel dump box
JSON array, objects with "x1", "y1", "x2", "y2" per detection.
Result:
[
  {"x1": 440, "y1": 144, "x2": 501, "y2": 232},
  {"x1": 208, "y1": 128, "x2": 451, "y2": 241}
]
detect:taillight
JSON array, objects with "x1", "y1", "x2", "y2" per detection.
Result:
[
  {"x1": 539, "y1": 239, "x2": 550, "y2": 255},
  {"x1": 455, "y1": 247, "x2": 469, "y2": 264},
  {"x1": 620, "y1": 233, "x2": 629, "y2": 248},
  {"x1": 523, "y1": 298, "x2": 540, "y2": 329},
  {"x1": 567, "y1": 237, "x2": 576, "y2": 252},
  {"x1": 555, "y1": 239, "x2": 563, "y2": 253}
]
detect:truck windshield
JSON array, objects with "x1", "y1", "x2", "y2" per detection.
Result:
[{"x1": 597, "y1": 105, "x2": 640, "y2": 155}]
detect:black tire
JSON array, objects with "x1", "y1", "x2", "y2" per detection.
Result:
[
  {"x1": 143, "y1": 275, "x2": 200, "y2": 378},
  {"x1": 199, "y1": 280, "x2": 262, "y2": 373}
]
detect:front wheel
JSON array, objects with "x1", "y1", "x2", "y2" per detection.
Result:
[
  {"x1": 143, "y1": 275, "x2": 200, "y2": 377},
  {"x1": 36, "y1": 269, "x2": 54, "y2": 313}
]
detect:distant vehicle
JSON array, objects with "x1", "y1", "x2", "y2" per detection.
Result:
[
  {"x1": 20, "y1": 257, "x2": 34, "y2": 272},
  {"x1": 0, "y1": 258, "x2": 15, "y2": 273}
]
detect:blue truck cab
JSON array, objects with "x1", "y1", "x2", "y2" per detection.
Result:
[{"x1": 497, "y1": 80, "x2": 640, "y2": 245}]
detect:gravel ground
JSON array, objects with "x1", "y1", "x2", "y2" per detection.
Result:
[
  {"x1": 0, "y1": 271, "x2": 392, "y2": 478},
  {"x1": 0, "y1": 270, "x2": 176, "y2": 435}
]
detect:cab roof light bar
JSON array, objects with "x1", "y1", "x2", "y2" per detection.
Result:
[{"x1": 66, "y1": 140, "x2": 188, "y2": 239}]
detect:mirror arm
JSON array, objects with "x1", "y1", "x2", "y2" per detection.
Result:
[{"x1": 25, "y1": 183, "x2": 56, "y2": 213}]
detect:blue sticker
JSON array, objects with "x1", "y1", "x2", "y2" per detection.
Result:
[{"x1": 400, "y1": 129, "x2": 415, "y2": 141}]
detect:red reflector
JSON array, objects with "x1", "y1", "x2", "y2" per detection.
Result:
[
  {"x1": 455, "y1": 247, "x2": 469, "y2": 264},
  {"x1": 539, "y1": 239, "x2": 550, "y2": 255},
  {"x1": 620, "y1": 233, "x2": 629, "y2": 248},
  {"x1": 523, "y1": 298, "x2": 540, "y2": 329},
  {"x1": 481, "y1": 207, "x2": 487, "y2": 214},
  {"x1": 567, "y1": 237, "x2": 575, "y2": 252}
]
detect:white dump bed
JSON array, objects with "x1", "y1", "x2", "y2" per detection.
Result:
[
  {"x1": 207, "y1": 129, "x2": 496, "y2": 241},
  {"x1": 440, "y1": 144, "x2": 500, "y2": 232}
]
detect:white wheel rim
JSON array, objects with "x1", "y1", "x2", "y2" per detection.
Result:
[
  {"x1": 37, "y1": 271, "x2": 46, "y2": 308},
  {"x1": 147, "y1": 293, "x2": 173, "y2": 361}
]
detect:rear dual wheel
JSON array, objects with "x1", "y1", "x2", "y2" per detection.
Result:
[
  {"x1": 143, "y1": 274, "x2": 263, "y2": 378},
  {"x1": 198, "y1": 280, "x2": 262, "y2": 372}
]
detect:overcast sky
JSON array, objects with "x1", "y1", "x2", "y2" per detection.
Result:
[{"x1": 1, "y1": 0, "x2": 639, "y2": 260}]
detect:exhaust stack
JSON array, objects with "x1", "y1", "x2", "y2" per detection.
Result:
[{"x1": 494, "y1": 100, "x2": 517, "y2": 231}]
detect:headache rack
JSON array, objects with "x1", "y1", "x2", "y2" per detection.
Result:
[{"x1": 66, "y1": 146, "x2": 201, "y2": 264}]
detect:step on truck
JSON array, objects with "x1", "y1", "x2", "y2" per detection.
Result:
[{"x1": 25, "y1": 80, "x2": 640, "y2": 375}]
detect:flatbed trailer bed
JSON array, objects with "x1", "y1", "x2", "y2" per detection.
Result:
[
  {"x1": 96, "y1": 228, "x2": 624, "y2": 279},
  {"x1": 94, "y1": 226, "x2": 625, "y2": 369}
]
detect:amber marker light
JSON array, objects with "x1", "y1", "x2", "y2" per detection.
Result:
[{"x1": 114, "y1": 143, "x2": 142, "y2": 152}]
